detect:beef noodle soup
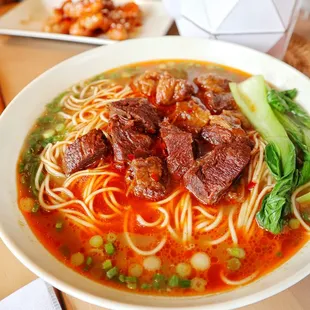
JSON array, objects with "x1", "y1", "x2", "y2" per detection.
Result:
[{"x1": 17, "y1": 60, "x2": 310, "y2": 295}]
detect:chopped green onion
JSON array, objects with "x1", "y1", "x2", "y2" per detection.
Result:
[
  {"x1": 20, "y1": 175, "x2": 26, "y2": 184},
  {"x1": 105, "y1": 242, "x2": 115, "y2": 255},
  {"x1": 83, "y1": 256, "x2": 93, "y2": 271},
  {"x1": 140, "y1": 283, "x2": 152, "y2": 290},
  {"x1": 20, "y1": 197, "x2": 35, "y2": 213},
  {"x1": 276, "y1": 251, "x2": 283, "y2": 257},
  {"x1": 153, "y1": 273, "x2": 165, "y2": 281},
  {"x1": 289, "y1": 218, "x2": 300, "y2": 229},
  {"x1": 176, "y1": 262, "x2": 192, "y2": 278},
  {"x1": 55, "y1": 123, "x2": 65, "y2": 133},
  {"x1": 128, "y1": 263, "x2": 143, "y2": 277},
  {"x1": 70, "y1": 252, "x2": 84, "y2": 266},
  {"x1": 227, "y1": 247, "x2": 246, "y2": 259},
  {"x1": 127, "y1": 282, "x2": 137, "y2": 290},
  {"x1": 168, "y1": 275, "x2": 179, "y2": 288},
  {"x1": 296, "y1": 192, "x2": 310, "y2": 204},
  {"x1": 106, "y1": 266, "x2": 118, "y2": 279},
  {"x1": 86, "y1": 256, "x2": 93, "y2": 266},
  {"x1": 55, "y1": 220, "x2": 63, "y2": 231},
  {"x1": 89, "y1": 235, "x2": 103, "y2": 248},
  {"x1": 125, "y1": 276, "x2": 137, "y2": 283},
  {"x1": 152, "y1": 273, "x2": 166, "y2": 289},
  {"x1": 227, "y1": 258, "x2": 241, "y2": 271},
  {"x1": 119, "y1": 274, "x2": 126, "y2": 283},
  {"x1": 143, "y1": 256, "x2": 161, "y2": 271},
  {"x1": 179, "y1": 279, "x2": 191, "y2": 288},
  {"x1": 107, "y1": 233, "x2": 117, "y2": 243},
  {"x1": 42, "y1": 129, "x2": 55, "y2": 139},
  {"x1": 102, "y1": 259, "x2": 112, "y2": 271},
  {"x1": 191, "y1": 277, "x2": 207, "y2": 292},
  {"x1": 31, "y1": 203, "x2": 39, "y2": 213},
  {"x1": 190, "y1": 252, "x2": 211, "y2": 271},
  {"x1": 19, "y1": 162, "x2": 25, "y2": 173},
  {"x1": 38, "y1": 115, "x2": 54, "y2": 125}
]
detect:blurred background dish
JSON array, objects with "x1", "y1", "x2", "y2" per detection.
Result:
[
  {"x1": 43, "y1": 0, "x2": 142, "y2": 41},
  {"x1": 0, "y1": 0, "x2": 173, "y2": 44}
]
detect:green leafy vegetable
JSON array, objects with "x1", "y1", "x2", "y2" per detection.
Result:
[
  {"x1": 269, "y1": 88, "x2": 310, "y2": 129},
  {"x1": 231, "y1": 76, "x2": 310, "y2": 234},
  {"x1": 283, "y1": 96, "x2": 310, "y2": 129},
  {"x1": 267, "y1": 90, "x2": 289, "y2": 113},
  {"x1": 281, "y1": 88, "x2": 297, "y2": 99},
  {"x1": 230, "y1": 76, "x2": 296, "y2": 234},
  {"x1": 298, "y1": 162, "x2": 310, "y2": 186},
  {"x1": 230, "y1": 76, "x2": 295, "y2": 178},
  {"x1": 272, "y1": 108, "x2": 310, "y2": 187}
]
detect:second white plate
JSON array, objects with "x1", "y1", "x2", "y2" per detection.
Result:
[{"x1": 0, "y1": 0, "x2": 173, "y2": 45}]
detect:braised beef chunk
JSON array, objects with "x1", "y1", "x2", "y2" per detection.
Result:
[
  {"x1": 194, "y1": 74, "x2": 236, "y2": 114},
  {"x1": 156, "y1": 75, "x2": 194, "y2": 105},
  {"x1": 132, "y1": 71, "x2": 195, "y2": 106},
  {"x1": 207, "y1": 112, "x2": 253, "y2": 148},
  {"x1": 132, "y1": 71, "x2": 162, "y2": 97},
  {"x1": 202, "y1": 92, "x2": 236, "y2": 114},
  {"x1": 222, "y1": 109, "x2": 252, "y2": 130},
  {"x1": 63, "y1": 129, "x2": 110, "y2": 175},
  {"x1": 168, "y1": 100, "x2": 210, "y2": 134},
  {"x1": 160, "y1": 121, "x2": 194, "y2": 180},
  {"x1": 184, "y1": 141, "x2": 251, "y2": 205},
  {"x1": 209, "y1": 112, "x2": 242, "y2": 130},
  {"x1": 202, "y1": 113, "x2": 245, "y2": 146},
  {"x1": 110, "y1": 98, "x2": 160, "y2": 134},
  {"x1": 126, "y1": 156, "x2": 167, "y2": 200},
  {"x1": 194, "y1": 74, "x2": 231, "y2": 93},
  {"x1": 194, "y1": 138, "x2": 212, "y2": 159},
  {"x1": 201, "y1": 124, "x2": 234, "y2": 145},
  {"x1": 109, "y1": 97, "x2": 160, "y2": 166},
  {"x1": 109, "y1": 117, "x2": 153, "y2": 164}
]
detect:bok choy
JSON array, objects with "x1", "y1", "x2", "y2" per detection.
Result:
[
  {"x1": 267, "y1": 90, "x2": 310, "y2": 187},
  {"x1": 230, "y1": 76, "x2": 296, "y2": 234}
]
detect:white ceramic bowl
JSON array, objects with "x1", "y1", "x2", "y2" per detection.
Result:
[{"x1": 0, "y1": 37, "x2": 310, "y2": 310}]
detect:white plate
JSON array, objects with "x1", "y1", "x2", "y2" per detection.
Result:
[
  {"x1": 0, "y1": 37, "x2": 310, "y2": 310},
  {"x1": 0, "y1": 0, "x2": 173, "y2": 44}
]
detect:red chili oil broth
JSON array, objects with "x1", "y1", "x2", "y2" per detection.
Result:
[{"x1": 17, "y1": 60, "x2": 309, "y2": 296}]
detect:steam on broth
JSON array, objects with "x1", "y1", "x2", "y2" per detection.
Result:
[{"x1": 17, "y1": 60, "x2": 310, "y2": 295}]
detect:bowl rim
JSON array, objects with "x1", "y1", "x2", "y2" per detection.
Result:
[{"x1": 1, "y1": 36, "x2": 310, "y2": 310}]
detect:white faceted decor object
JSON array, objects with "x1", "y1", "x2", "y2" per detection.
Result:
[{"x1": 163, "y1": 0, "x2": 301, "y2": 59}]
